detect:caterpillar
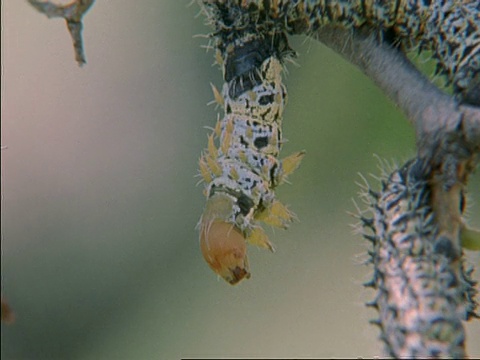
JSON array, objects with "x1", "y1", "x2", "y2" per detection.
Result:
[
  {"x1": 358, "y1": 158, "x2": 477, "y2": 358},
  {"x1": 200, "y1": 0, "x2": 479, "y2": 104},
  {"x1": 196, "y1": 0, "x2": 479, "y2": 284},
  {"x1": 197, "y1": 10, "x2": 305, "y2": 284}
]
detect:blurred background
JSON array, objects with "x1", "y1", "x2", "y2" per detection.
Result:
[{"x1": 1, "y1": 1, "x2": 479, "y2": 358}]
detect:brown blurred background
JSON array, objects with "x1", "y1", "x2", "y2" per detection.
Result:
[{"x1": 1, "y1": 1, "x2": 479, "y2": 358}]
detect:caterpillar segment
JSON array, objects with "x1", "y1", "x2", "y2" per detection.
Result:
[
  {"x1": 200, "y1": 0, "x2": 479, "y2": 103},
  {"x1": 198, "y1": 27, "x2": 303, "y2": 283},
  {"x1": 199, "y1": 194, "x2": 251, "y2": 285}
]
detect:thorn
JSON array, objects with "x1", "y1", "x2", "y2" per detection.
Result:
[
  {"x1": 464, "y1": 266, "x2": 474, "y2": 277},
  {"x1": 363, "y1": 279, "x2": 376, "y2": 288},
  {"x1": 378, "y1": 333, "x2": 390, "y2": 345},
  {"x1": 192, "y1": 33, "x2": 210, "y2": 39},
  {"x1": 361, "y1": 216, "x2": 374, "y2": 228},
  {"x1": 365, "y1": 300, "x2": 379, "y2": 309},
  {"x1": 368, "y1": 189, "x2": 379, "y2": 199},
  {"x1": 363, "y1": 234, "x2": 377, "y2": 244},
  {"x1": 369, "y1": 318, "x2": 383, "y2": 328},
  {"x1": 346, "y1": 210, "x2": 360, "y2": 220},
  {"x1": 350, "y1": 198, "x2": 365, "y2": 216},
  {"x1": 363, "y1": 258, "x2": 374, "y2": 265}
]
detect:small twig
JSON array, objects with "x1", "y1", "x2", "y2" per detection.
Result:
[{"x1": 27, "y1": 0, "x2": 95, "y2": 65}]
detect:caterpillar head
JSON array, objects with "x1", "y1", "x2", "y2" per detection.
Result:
[{"x1": 199, "y1": 193, "x2": 251, "y2": 285}]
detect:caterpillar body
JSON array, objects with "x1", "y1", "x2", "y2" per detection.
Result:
[
  {"x1": 201, "y1": 0, "x2": 479, "y2": 104},
  {"x1": 198, "y1": 28, "x2": 304, "y2": 284}
]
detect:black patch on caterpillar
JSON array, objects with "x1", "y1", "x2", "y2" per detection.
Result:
[
  {"x1": 258, "y1": 94, "x2": 275, "y2": 105},
  {"x1": 254, "y1": 136, "x2": 269, "y2": 149},
  {"x1": 269, "y1": 162, "x2": 278, "y2": 186},
  {"x1": 225, "y1": 38, "x2": 269, "y2": 82},
  {"x1": 237, "y1": 192, "x2": 255, "y2": 215},
  {"x1": 209, "y1": 185, "x2": 240, "y2": 200},
  {"x1": 224, "y1": 32, "x2": 293, "y2": 83},
  {"x1": 240, "y1": 136, "x2": 249, "y2": 147},
  {"x1": 228, "y1": 71, "x2": 262, "y2": 99},
  {"x1": 208, "y1": 186, "x2": 254, "y2": 216}
]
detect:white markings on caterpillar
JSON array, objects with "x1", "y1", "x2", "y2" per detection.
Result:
[{"x1": 198, "y1": 54, "x2": 304, "y2": 284}]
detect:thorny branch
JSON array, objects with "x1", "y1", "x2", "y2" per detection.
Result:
[
  {"x1": 316, "y1": 24, "x2": 479, "y2": 357},
  {"x1": 315, "y1": 25, "x2": 480, "y2": 253},
  {"x1": 358, "y1": 158, "x2": 476, "y2": 358},
  {"x1": 28, "y1": 0, "x2": 95, "y2": 65},
  {"x1": 313, "y1": 24, "x2": 479, "y2": 358}
]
